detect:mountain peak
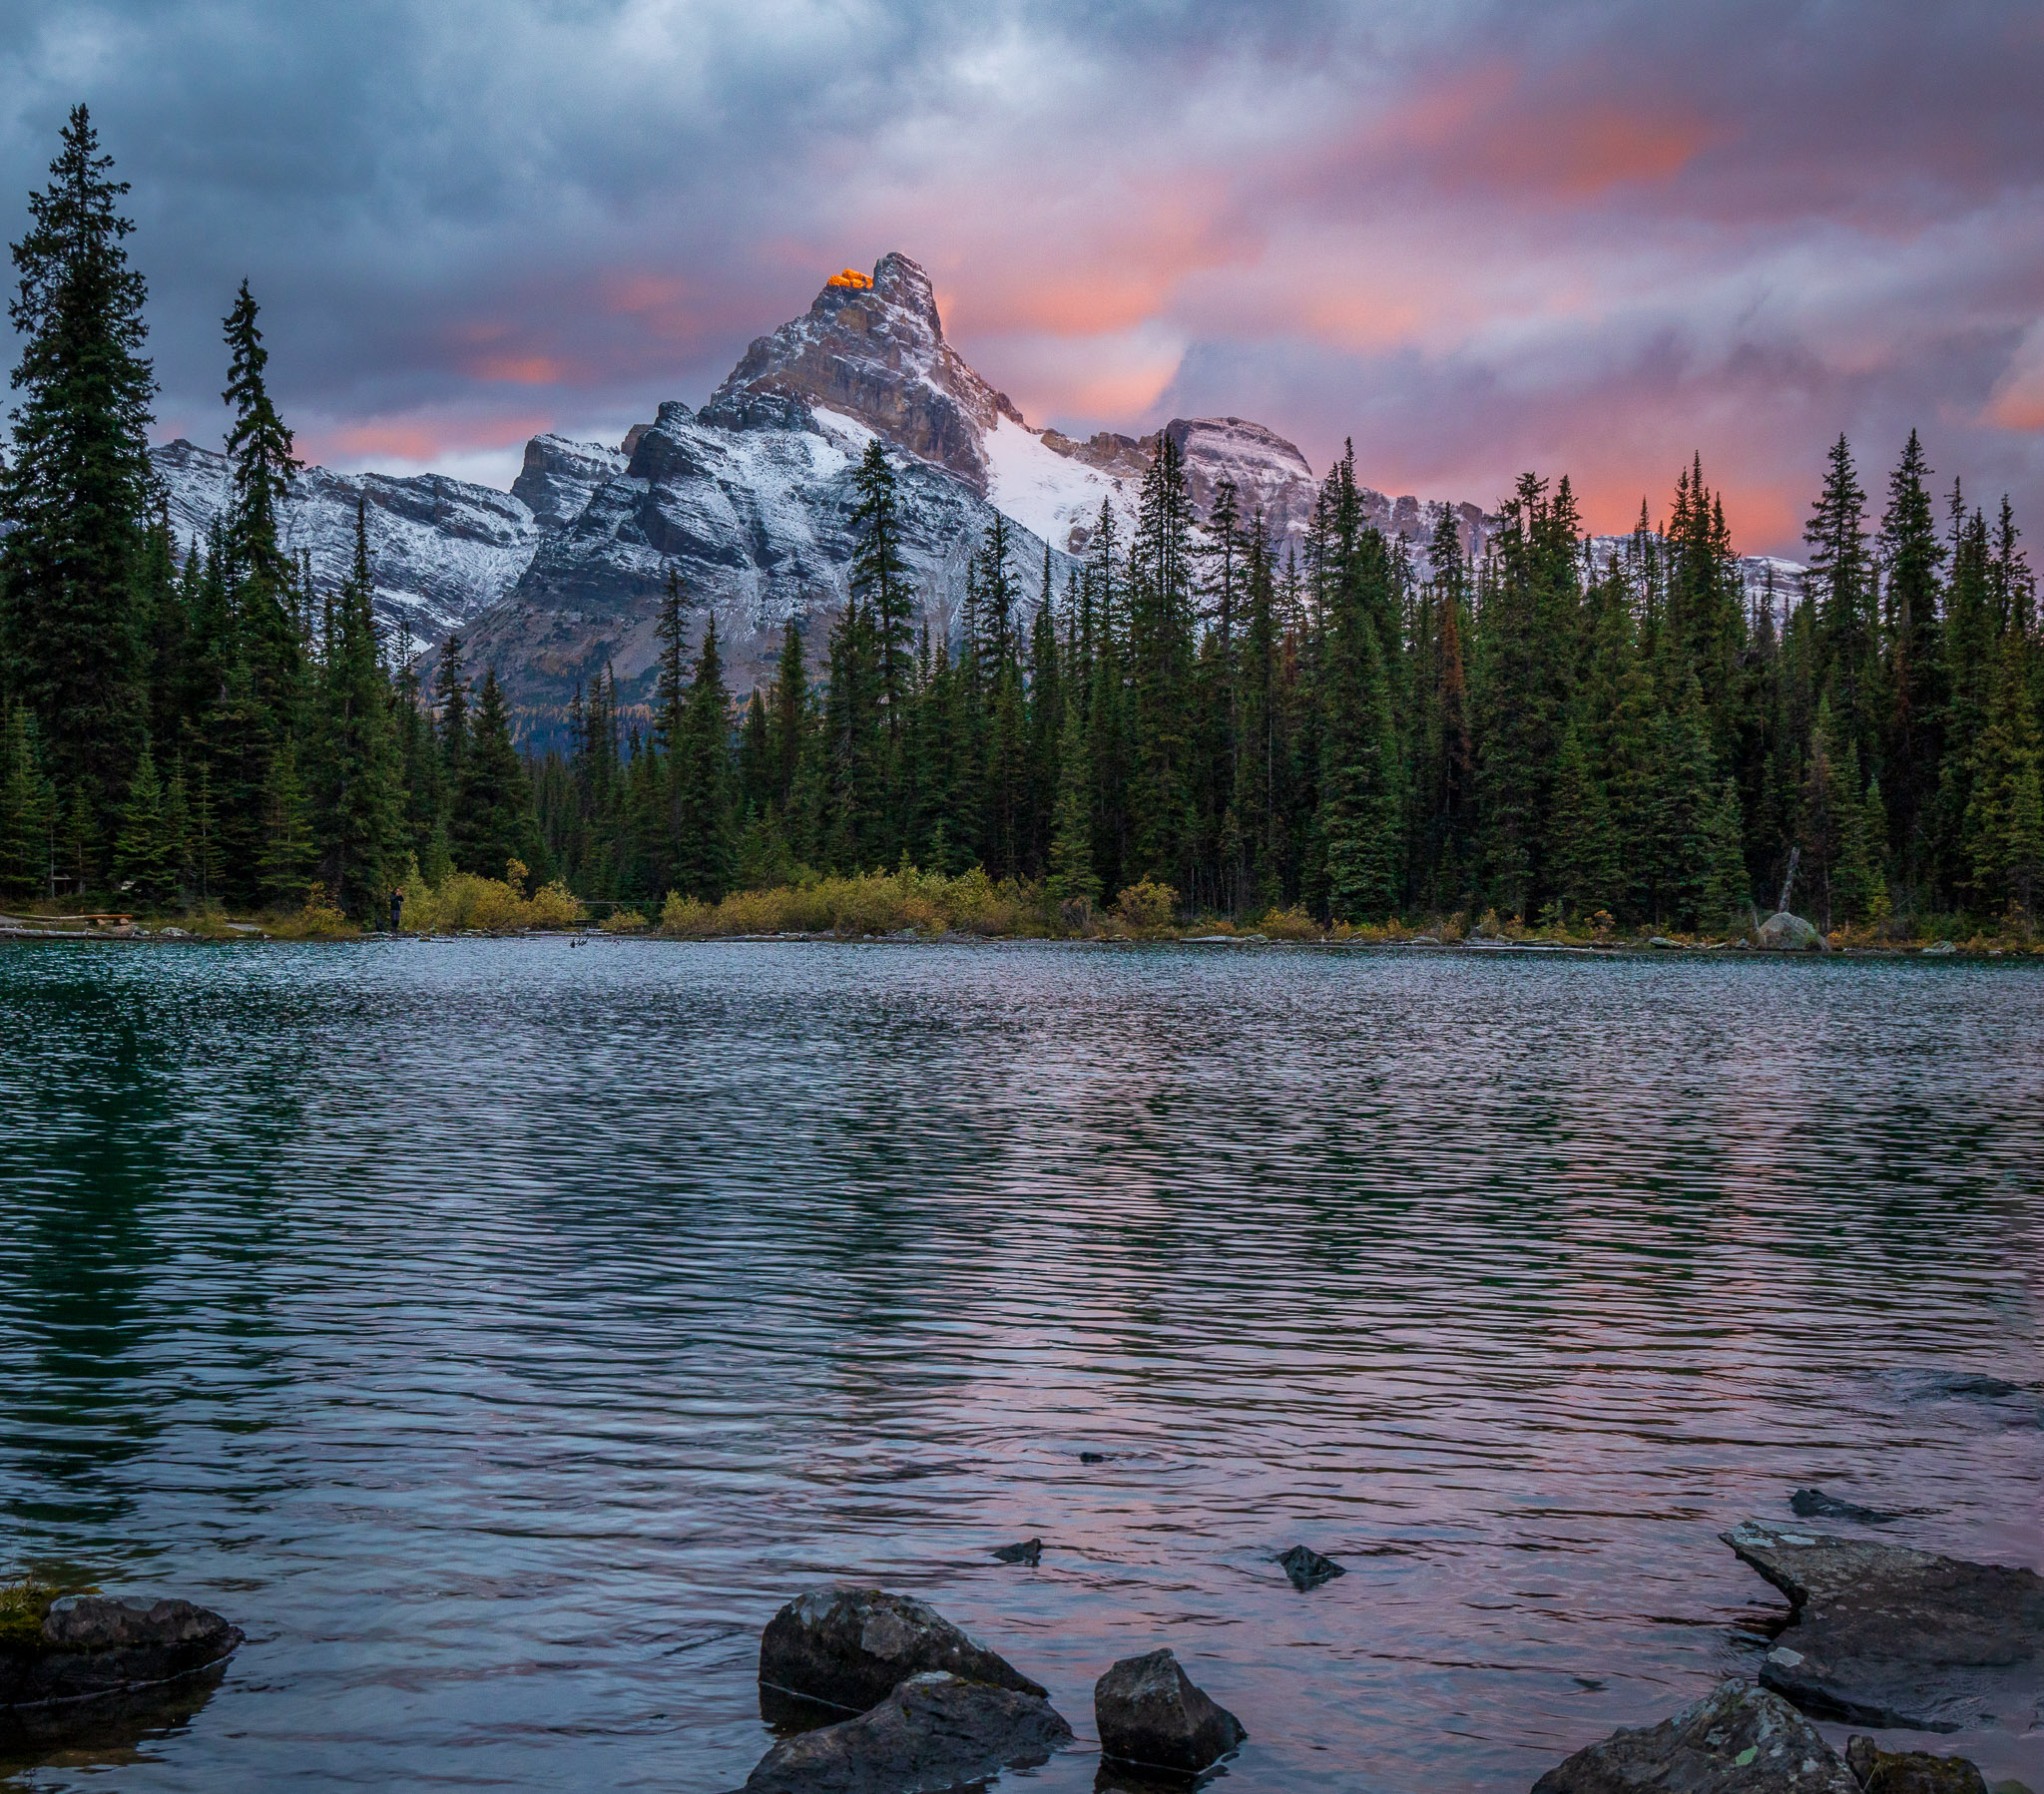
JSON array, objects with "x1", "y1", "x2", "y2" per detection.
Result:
[{"x1": 704, "y1": 250, "x2": 1015, "y2": 492}]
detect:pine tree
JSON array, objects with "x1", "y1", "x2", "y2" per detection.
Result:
[
  {"x1": 315, "y1": 499, "x2": 402, "y2": 915},
  {"x1": 454, "y1": 665, "x2": 539, "y2": 880},
  {"x1": 822, "y1": 589, "x2": 879, "y2": 870},
  {"x1": 1124, "y1": 433, "x2": 1200, "y2": 888},
  {"x1": 113, "y1": 738, "x2": 176, "y2": 908},
  {"x1": 221, "y1": 280, "x2": 303, "y2": 712},
  {"x1": 1545, "y1": 719, "x2": 1616, "y2": 919},
  {"x1": 653, "y1": 570, "x2": 689, "y2": 755},
  {"x1": 1877, "y1": 429, "x2": 1945, "y2": 896},
  {"x1": 435, "y1": 635, "x2": 470, "y2": 793},
  {"x1": 848, "y1": 439, "x2": 914, "y2": 770},
  {"x1": 1965, "y1": 636, "x2": 2044, "y2": 920},
  {"x1": 1045, "y1": 694, "x2": 1097, "y2": 908},
  {"x1": 0, "y1": 703, "x2": 55, "y2": 899},
  {"x1": 1696, "y1": 778, "x2": 1752, "y2": 931},
  {"x1": 767, "y1": 617, "x2": 808, "y2": 820},
  {"x1": 0, "y1": 106, "x2": 156, "y2": 816},
  {"x1": 672, "y1": 615, "x2": 734, "y2": 899},
  {"x1": 1802, "y1": 435, "x2": 1876, "y2": 767},
  {"x1": 257, "y1": 735, "x2": 315, "y2": 906}
]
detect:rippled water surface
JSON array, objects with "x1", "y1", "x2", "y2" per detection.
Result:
[{"x1": 1, "y1": 939, "x2": 2041, "y2": 1791}]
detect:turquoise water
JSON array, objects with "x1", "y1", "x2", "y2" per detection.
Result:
[{"x1": 1, "y1": 939, "x2": 2039, "y2": 1790}]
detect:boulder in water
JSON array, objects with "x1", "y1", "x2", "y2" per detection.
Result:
[
  {"x1": 743, "y1": 1669, "x2": 1072, "y2": 1793},
  {"x1": 1758, "y1": 912, "x2": 1821, "y2": 951},
  {"x1": 1278, "y1": 1545, "x2": 1345, "y2": 1589},
  {"x1": 1790, "y1": 1489, "x2": 1901, "y2": 1525},
  {"x1": 1530, "y1": 1678, "x2": 1858, "y2": 1792},
  {"x1": 1095, "y1": 1647, "x2": 1246, "y2": 1773},
  {"x1": 0, "y1": 1593, "x2": 245, "y2": 1708},
  {"x1": 757, "y1": 1585, "x2": 1045, "y2": 1714},
  {"x1": 990, "y1": 1540, "x2": 1042, "y2": 1566},
  {"x1": 1723, "y1": 1522, "x2": 2044, "y2": 1730},
  {"x1": 1844, "y1": 1736, "x2": 1989, "y2": 1793}
]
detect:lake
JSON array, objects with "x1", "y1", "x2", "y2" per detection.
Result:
[{"x1": 1, "y1": 939, "x2": 2039, "y2": 1791}]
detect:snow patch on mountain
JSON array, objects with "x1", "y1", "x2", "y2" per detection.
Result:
[{"x1": 985, "y1": 414, "x2": 1137, "y2": 556}]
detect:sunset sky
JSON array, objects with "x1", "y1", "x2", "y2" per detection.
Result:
[{"x1": 3, "y1": 0, "x2": 2041, "y2": 554}]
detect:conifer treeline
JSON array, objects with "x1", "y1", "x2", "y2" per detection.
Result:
[
  {"x1": 544, "y1": 425, "x2": 2043, "y2": 934},
  {"x1": 4, "y1": 109, "x2": 2041, "y2": 933}
]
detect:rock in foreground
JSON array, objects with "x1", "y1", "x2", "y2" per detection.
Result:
[
  {"x1": 743, "y1": 1670, "x2": 1072, "y2": 1794},
  {"x1": 759, "y1": 1585, "x2": 1045, "y2": 1714},
  {"x1": 1530, "y1": 1679, "x2": 1858, "y2": 1792},
  {"x1": 0, "y1": 1594, "x2": 245, "y2": 1707},
  {"x1": 1095, "y1": 1647, "x2": 1246, "y2": 1774},
  {"x1": 1723, "y1": 1523, "x2": 2044, "y2": 1731},
  {"x1": 1278, "y1": 1545, "x2": 1344, "y2": 1590},
  {"x1": 1845, "y1": 1736, "x2": 1989, "y2": 1793}
]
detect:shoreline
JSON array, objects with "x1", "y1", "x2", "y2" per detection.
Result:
[{"x1": 3, "y1": 920, "x2": 2035, "y2": 959}]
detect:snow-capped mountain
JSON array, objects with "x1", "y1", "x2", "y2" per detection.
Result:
[
  {"x1": 151, "y1": 249, "x2": 1802, "y2": 732},
  {"x1": 151, "y1": 432, "x2": 623, "y2": 658}
]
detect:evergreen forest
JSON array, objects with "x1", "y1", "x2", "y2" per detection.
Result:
[{"x1": 5, "y1": 110, "x2": 2041, "y2": 942}]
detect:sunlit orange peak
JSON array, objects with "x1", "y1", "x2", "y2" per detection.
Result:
[{"x1": 825, "y1": 267, "x2": 872, "y2": 290}]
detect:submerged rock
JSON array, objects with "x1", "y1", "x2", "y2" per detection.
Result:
[
  {"x1": 1844, "y1": 1736, "x2": 1989, "y2": 1793},
  {"x1": 1278, "y1": 1545, "x2": 1345, "y2": 1590},
  {"x1": 1790, "y1": 1489, "x2": 1901, "y2": 1525},
  {"x1": 758, "y1": 1585, "x2": 1045, "y2": 1715},
  {"x1": 990, "y1": 1540, "x2": 1042, "y2": 1566},
  {"x1": 743, "y1": 1669, "x2": 1072, "y2": 1794},
  {"x1": 1758, "y1": 912, "x2": 1822, "y2": 951},
  {"x1": 1723, "y1": 1522, "x2": 2044, "y2": 1730},
  {"x1": 0, "y1": 1594, "x2": 245, "y2": 1708},
  {"x1": 1530, "y1": 1678, "x2": 1858, "y2": 1792},
  {"x1": 1095, "y1": 1647, "x2": 1247, "y2": 1774}
]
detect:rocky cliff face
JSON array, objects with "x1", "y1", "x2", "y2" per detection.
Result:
[
  {"x1": 459, "y1": 395, "x2": 1036, "y2": 731},
  {"x1": 706, "y1": 251, "x2": 1021, "y2": 494}
]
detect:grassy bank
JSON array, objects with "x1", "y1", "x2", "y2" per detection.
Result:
[
  {"x1": 644, "y1": 869, "x2": 2044, "y2": 953},
  {"x1": 7, "y1": 865, "x2": 2040, "y2": 953}
]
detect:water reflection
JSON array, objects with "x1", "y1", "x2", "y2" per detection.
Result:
[{"x1": 0, "y1": 941, "x2": 2038, "y2": 1791}]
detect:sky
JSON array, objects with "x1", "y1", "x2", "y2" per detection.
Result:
[{"x1": 2, "y1": 0, "x2": 2041, "y2": 555}]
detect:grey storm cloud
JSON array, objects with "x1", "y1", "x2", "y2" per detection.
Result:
[{"x1": 2, "y1": 0, "x2": 2041, "y2": 549}]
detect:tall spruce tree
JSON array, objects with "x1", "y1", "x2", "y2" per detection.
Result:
[
  {"x1": 0, "y1": 106, "x2": 157, "y2": 827},
  {"x1": 221, "y1": 280, "x2": 303, "y2": 711}
]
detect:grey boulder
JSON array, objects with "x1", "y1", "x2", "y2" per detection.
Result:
[
  {"x1": 743, "y1": 1669, "x2": 1072, "y2": 1794},
  {"x1": 1095, "y1": 1647, "x2": 1246, "y2": 1773},
  {"x1": 990, "y1": 1540, "x2": 1042, "y2": 1566},
  {"x1": 1844, "y1": 1736, "x2": 1989, "y2": 1793},
  {"x1": 1758, "y1": 912, "x2": 1822, "y2": 951},
  {"x1": 1724, "y1": 1522, "x2": 2044, "y2": 1731},
  {"x1": 758, "y1": 1585, "x2": 1045, "y2": 1714},
  {"x1": 1, "y1": 1594, "x2": 245, "y2": 1707},
  {"x1": 1530, "y1": 1678, "x2": 1858, "y2": 1792}
]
